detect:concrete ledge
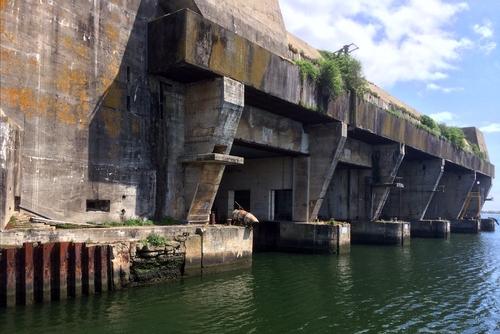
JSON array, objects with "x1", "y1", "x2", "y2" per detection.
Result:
[
  {"x1": 351, "y1": 221, "x2": 410, "y2": 246},
  {"x1": 181, "y1": 153, "x2": 244, "y2": 165},
  {"x1": 254, "y1": 222, "x2": 350, "y2": 254},
  {"x1": 480, "y1": 218, "x2": 496, "y2": 232},
  {"x1": 410, "y1": 220, "x2": 450, "y2": 239},
  {"x1": 450, "y1": 219, "x2": 480, "y2": 234}
]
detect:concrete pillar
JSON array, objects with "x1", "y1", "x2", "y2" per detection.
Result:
[
  {"x1": 425, "y1": 168, "x2": 476, "y2": 220},
  {"x1": 371, "y1": 143, "x2": 405, "y2": 221},
  {"x1": 0, "y1": 116, "x2": 20, "y2": 230},
  {"x1": 292, "y1": 156, "x2": 310, "y2": 222},
  {"x1": 183, "y1": 77, "x2": 244, "y2": 223},
  {"x1": 306, "y1": 122, "x2": 347, "y2": 221},
  {"x1": 383, "y1": 158, "x2": 444, "y2": 220}
]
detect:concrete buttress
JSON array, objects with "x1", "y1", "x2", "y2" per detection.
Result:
[
  {"x1": 382, "y1": 158, "x2": 445, "y2": 221},
  {"x1": 371, "y1": 143, "x2": 405, "y2": 221},
  {"x1": 0, "y1": 115, "x2": 20, "y2": 230},
  {"x1": 183, "y1": 77, "x2": 245, "y2": 223},
  {"x1": 425, "y1": 168, "x2": 476, "y2": 220},
  {"x1": 305, "y1": 122, "x2": 347, "y2": 221}
]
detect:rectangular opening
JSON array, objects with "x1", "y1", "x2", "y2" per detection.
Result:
[
  {"x1": 274, "y1": 189, "x2": 292, "y2": 221},
  {"x1": 86, "y1": 200, "x2": 110, "y2": 212},
  {"x1": 14, "y1": 196, "x2": 21, "y2": 211},
  {"x1": 234, "y1": 190, "x2": 251, "y2": 211}
]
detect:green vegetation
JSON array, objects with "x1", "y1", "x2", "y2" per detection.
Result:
[
  {"x1": 101, "y1": 219, "x2": 155, "y2": 228},
  {"x1": 295, "y1": 51, "x2": 367, "y2": 102},
  {"x1": 144, "y1": 233, "x2": 167, "y2": 247},
  {"x1": 294, "y1": 49, "x2": 485, "y2": 159}
]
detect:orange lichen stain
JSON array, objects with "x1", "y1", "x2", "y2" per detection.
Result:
[
  {"x1": 102, "y1": 82, "x2": 123, "y2": 110},
  {"x1": 0, "y1": 0, "x2": 7, "y2": 10},
  {"x1": 0, "y1": 87, "x2": 49, "y2": 117},
  {"x1": 56, "y1": 66, "x2": 89, "y2": 96},
  {"x1": 62, "y1": 36, "x2": 89, "y2": 60},
  {"x1": 102, "y1": 23, "x2": 120, "y2": 43},
  {"x1": 0, "y1": 48, "x2": 39, "y2": 76},
  {"x1": 101, "y1": 108, "x2": 121, "y2": 139},
  {"x1": 54, "y1": 98, "x2": 78, "y2": 125}
]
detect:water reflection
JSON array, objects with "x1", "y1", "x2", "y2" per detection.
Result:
[{"x1": 1, "y1": 232, "x2": 499, "y2": 334}]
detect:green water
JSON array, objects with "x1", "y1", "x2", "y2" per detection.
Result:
[{"x1": 1, "y1": 229, "x2": 499, "y2": 333}]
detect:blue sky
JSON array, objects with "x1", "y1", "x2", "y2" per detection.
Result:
[{"x1": 280, "y1": 0, "x2": 500, "y2": 210}]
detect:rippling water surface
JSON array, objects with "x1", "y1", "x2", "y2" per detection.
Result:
[{"x1": 1, "y1": 222, "x2": 499, "y2": 333}]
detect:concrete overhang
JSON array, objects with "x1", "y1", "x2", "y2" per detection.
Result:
[
  {"x1": 148, "y1": 9, "x2": 494, "y2": 178},
  {"x1": 148, "y1": 9, "x2": 342, "y2": 124},
  {"x1": 353, "y1": 98, "x2": 494, "y2": 178}
]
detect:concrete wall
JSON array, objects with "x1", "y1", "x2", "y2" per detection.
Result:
[
  {"x1": 382, "y1": 158, "x2": 444, "y2": 221},
  {"x1": 1, "y1": 0, "x2": 168, "y2": 223},
  {"x1": 213, "y1": 157, "x2": 294, "y2": 222},
  {"x1": 319, "y1": 167, "x2": 371, "y2": 221}
]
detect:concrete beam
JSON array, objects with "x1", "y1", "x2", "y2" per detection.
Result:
[
  {"x1": 306, "y1": 122, "x2": 347, "y2": 221},
  {"x1": 235, "y1": 106, "x2": 307, "y2": 154},
  {"x1": 382, "y1": 158, "x2": 444, "y2": 221},
  {"x1": 425, "y1": 168, "x2": 476, "y2": 220},
  {"x1": 371, "y1": 143, "x2": 405, "y2": 221},
  {"x1": 184, "y1": 77, "x2": 244, "y2": 223}
]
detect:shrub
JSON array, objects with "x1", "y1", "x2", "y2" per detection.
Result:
[
  {"x1": 145, "y1": 233, "x2": 167, "y2": 247},
  {"x1": 439, "y1": 124, "x2": 466, "y2": 149},
  {"x1": 296, "y1": 59, "x2": 320, "y2": 82}
]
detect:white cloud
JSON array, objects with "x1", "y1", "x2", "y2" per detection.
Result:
[
  {"x1": 429, "y1": 111, "x2": 457, "y2": 123},
  {"x1": 280, "y1": 0, "x2": 470, "y2": 86},
  {"x1": 480, "y1": 123, "x2": 500, "y2": 133},
  {"x1": 473, "y1": 21, "x2": 494, "y2": 39},
  {"x1": 426, "y1": 83, "x2": 464, "y2": 93},
  {"x1": 472, "y1": 20, "x2": 496, "y2": 54}
]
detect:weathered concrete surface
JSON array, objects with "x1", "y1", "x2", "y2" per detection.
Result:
[
  {"x1": 425, "y1": 169, "x2": 476, "y2": 220},
  {"x1": 160, "y1": 0, "x2": 289, "y2": 57},
  {"x1": 480, "y1": 218, "x2": 496, "y2": 232},
  {"x1": 371, "y1": 144, "x2": 405, "y2": 221},
  {"x1": 0, "y1": 116, "x2": 20, "y2": 230},
  {"x1": 450, "y1": 219, "x2": 480, "y2": 234},
  {"x1": 350, "y1": 221, "x2": 410, "y2": 246},
  {"x1": 410, "y1": 220, "x2": 450, "y2": 239},
  {"x1": 148, "y1": 9, "x2": 494, "y2": 177},
  {"x1": 213, "y1": 157, "x2": 293, "y2": 222},
  {"x1": 462, "y1": 127, "x2": 489, "y2": 160},
  {"x1": 320, "y1": 166, "x2": 371, "y2": 222},
  {"x1": 183, "y1": 77, "x2": 244, "y2": 223},
  {"x1": 461, "y1": 173, "x2": 492, "y2": 219},
  {"x1": 383, "y1": 158, "x2": 444, "y2": 221},
  {"x1": 339, "y1": 138, "x2": 373, "y2": 168},
  {"x1": 307, "y1": 122, "x2": 347, "y2": 221},
  {"x1": 292, "y1": 156, "x2": 310, "y2": 222},
  {"x1": 1, "y1": 0, "x2": 165, "y2": 223},
  {"x1": 253, "y1": 222, "x2": 350, "y2": 254},
  {"x1": 235, "y1": 106, "x2": 307, "y2": 154}
]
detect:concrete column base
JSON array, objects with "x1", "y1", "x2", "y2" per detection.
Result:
[
  {"x1": 253, "y1": 222, "x2": 350, "y2": 254},
  {"x1": 410, "y1": 220, "x2": 450, "y2": 239},
  {"x1": 450, "y1": 219, "x2": 480, "y2": 234},
  {"x1": 351, "y1": 221, "x2": 410, "y2": 246},
  {"x1": 480, "y1": 218, "x2": 496, "y2": 232}
]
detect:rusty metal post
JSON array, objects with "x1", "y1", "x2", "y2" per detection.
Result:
[
  {"x1": 42, "y1": 243, "x2": 54, "y2": 302},
  {"x1": 24, "y1": 243, "x2": 34, "y2": 305},
  {"x1": 5, "y1": 248, "x2": 16, "y2": 307},
  {"x1": 83, "y1": 245, "x2": 95, "y2": 295},
  {"x1": 58, "y1": 242, "x2": 69, "y2": 300}
]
